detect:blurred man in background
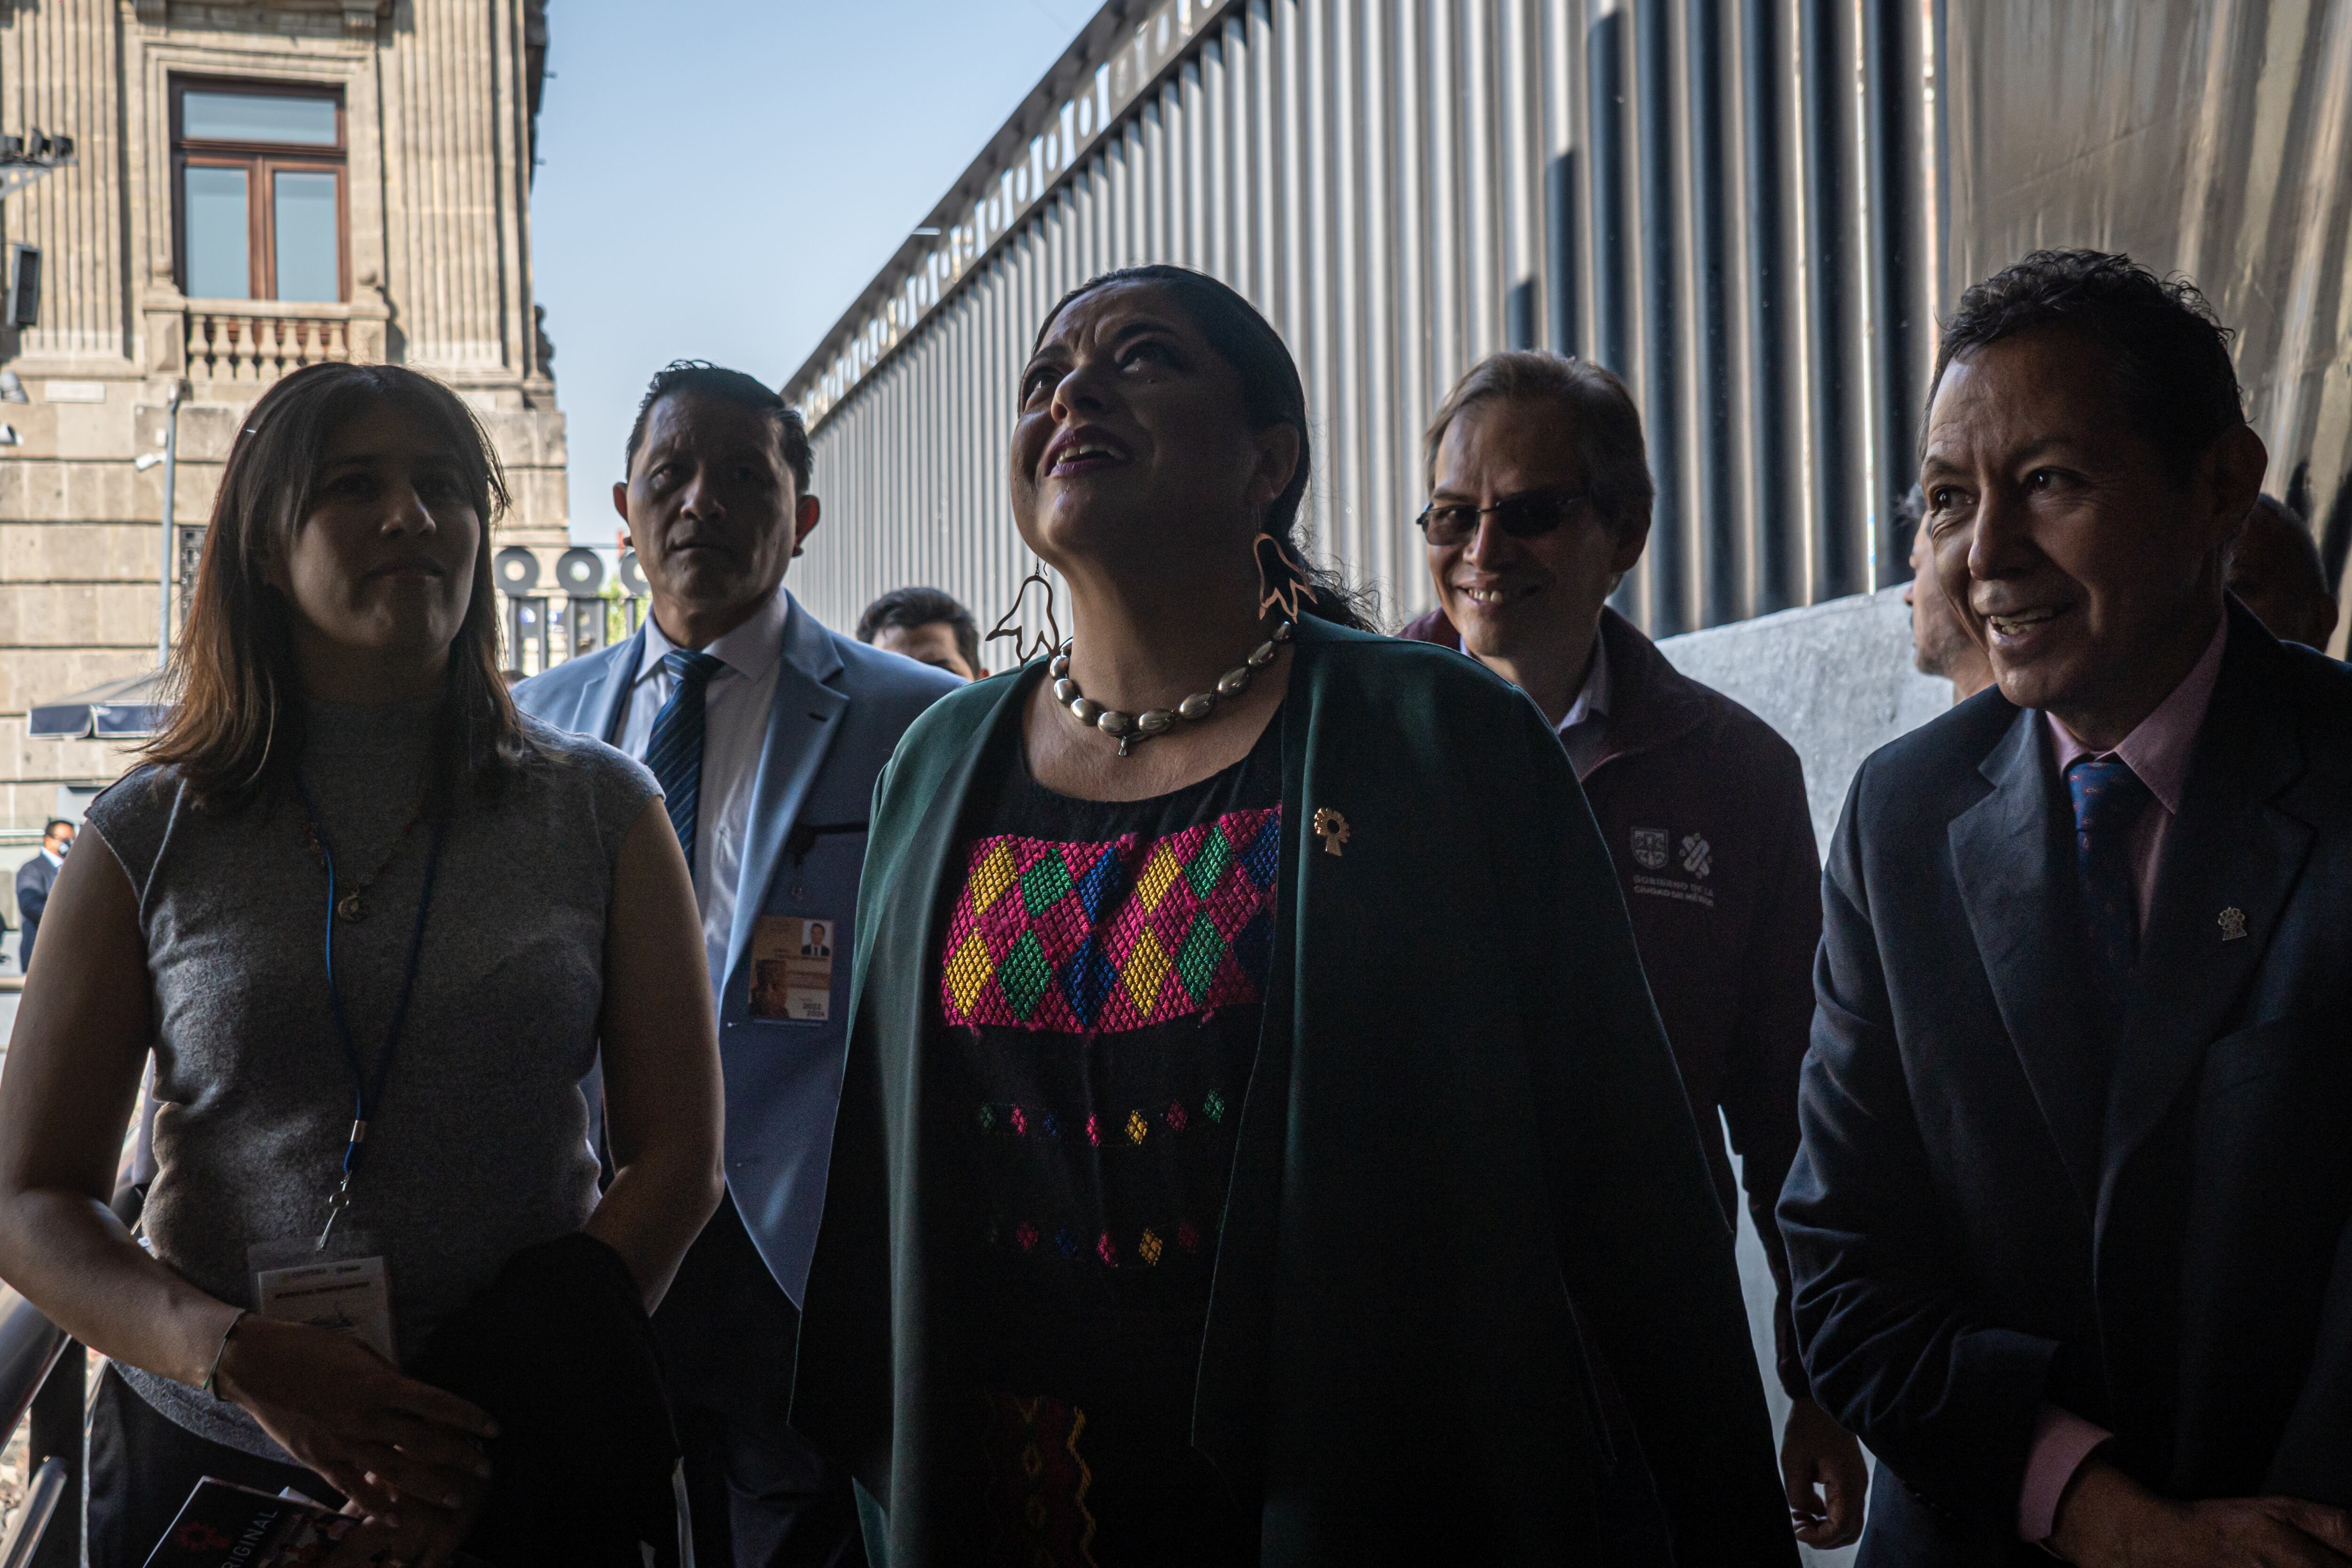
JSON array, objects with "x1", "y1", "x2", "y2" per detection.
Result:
[
  {"x1": 2228, "y1": 494, "x2": 2339, "y2": 650},
  {"x1": 13, "y1": 818, "x2": 72, "y2": 972},
  {"x1": 1902, "y1": 483, "x2": 1997, "y2": 701},
  {"x1": 855, "y1": 586, "x2": 987, "y2": 681}
]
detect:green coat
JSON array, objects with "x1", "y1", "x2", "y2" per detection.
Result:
[{"x1": 793, "y1": 617, "x2": 1796, "y2": 1565}]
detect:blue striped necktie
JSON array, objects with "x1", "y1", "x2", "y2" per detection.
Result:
[
  {"x1": 644, "y1": 649, "x2": 728, "y2": 873},
  {"x1": 2066, "y1": 754, "x2": 2153, "y2": 1005}
]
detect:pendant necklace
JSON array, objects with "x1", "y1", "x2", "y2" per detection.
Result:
[
  {"x1": 1050, "y1": 620, "x2": 1292, "y2": 757},
  {"x1": 300, "y1": 797, "x2": 426, "y2": 922}
]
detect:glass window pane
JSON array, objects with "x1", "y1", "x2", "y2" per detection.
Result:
[
  {"x1": 183, "y1": 166, "x2": 250, "y2": 300},
  {"x1": 272, "y1": 171, "x2": 340, "y2": 303},
  {"x1": 183, "y1": 91, "x2": 337, "y2": 147}
]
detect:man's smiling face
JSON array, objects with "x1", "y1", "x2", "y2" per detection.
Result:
[
  {"x1": 1426, "y1": 396, "x2": 1644, "y2": 664},
  {"x1": 1920, "y1": 325, "x2": 2252, "y2": 736}
]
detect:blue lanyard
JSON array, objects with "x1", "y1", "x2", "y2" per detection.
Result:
[{"x1": 294, "y1": 779, "x2": 445, "y2": 1248}]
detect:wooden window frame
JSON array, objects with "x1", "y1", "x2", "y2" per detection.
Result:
[{"x1": 171, "y1": 77, "x2": 349, "y2": 304}]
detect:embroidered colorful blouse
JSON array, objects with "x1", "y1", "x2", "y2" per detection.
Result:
[{"x1": 934, "y1": 714, "x2": 1280, "y2": 1568}]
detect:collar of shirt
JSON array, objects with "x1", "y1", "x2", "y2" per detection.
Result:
[
  {"x1": 1439, "y1": 622, "x2": 1611, "y2": 777},
  {"x1": 2045, "y1": 613, "x2": 2228, "y2": 816},
  {"x1": 619, "y1": 585, "x2": 794, "y2": 999},
  {"x1": 634, "y1": 582, "x2": 793, "y2": 689},
  {"x1": 1432, "y1": 622, "x2": 1609, "y2": 727},
  {"x1": 1559, "y1": 629, "x2": 1611, "y2": 736},
  {"x1": 40, "y1": 848, "x2": 61, "y2": 869}
]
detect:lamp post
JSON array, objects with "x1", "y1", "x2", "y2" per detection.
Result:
[{"x1": 136, "y1": 384, "x2": 184, "y2": 669}]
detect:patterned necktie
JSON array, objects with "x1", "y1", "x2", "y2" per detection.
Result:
[
  {"x1": 643, "y1": 649, "x2": 728, "y2": 874},
  {"x1": 2066, "y1": 754, "x2": 2154, "y2": 999}
]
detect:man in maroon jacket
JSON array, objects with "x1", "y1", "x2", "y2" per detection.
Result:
[{"x1": 1401, "y1": 350, "x2": 1867, "y2": 1552}]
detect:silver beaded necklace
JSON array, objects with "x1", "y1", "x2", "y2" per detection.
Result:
[{"x1": 1049, "y1": 620, "x2": 1294, "y2": 756}]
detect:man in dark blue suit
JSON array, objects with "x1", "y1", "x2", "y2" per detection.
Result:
[
  {"x1": 1781, "y1": 250, "x2": 2352, "y2": 1567},
  {"x1": 13, "y1": 819, "x2": 72, "y2": 971},
  {"x1": 516, "y1": 363, "x2": 956, "y2": 1568}
]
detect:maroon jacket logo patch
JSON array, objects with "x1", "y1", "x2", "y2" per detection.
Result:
[
  {"x1": 1681, "y1": 833, "x2": 1713, "y2": 879},
  {"x1": 1632, "y1": 827, "x2": 1669, "y2": 870}
]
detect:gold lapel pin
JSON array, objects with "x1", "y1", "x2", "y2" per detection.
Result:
[
  {"x1": 2217, "y1": 906, "x2": 2248, "y2": 942},
  {"x1": 1311, "y1": 807, "x2": 1351, "y2": 857}
]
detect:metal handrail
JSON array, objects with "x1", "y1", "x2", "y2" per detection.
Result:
[
  {"x1": 0, "y1": 1169, "x2": 143, "y2": 1562},
  {"x1": 0, "y1": 1289, "x2": 63, "y2": 1449},
  {"x1": 0, "y1": 1459, "x2": 65, "y2": 1568}
]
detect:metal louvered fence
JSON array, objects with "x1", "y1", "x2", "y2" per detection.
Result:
[{"x1": 783, "y1": 0, "x2": 2352, "y2": 652}]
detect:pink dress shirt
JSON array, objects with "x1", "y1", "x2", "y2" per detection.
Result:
[{"x1": 2018, "y1": 615, "x2": 2229, "y2": 1543}]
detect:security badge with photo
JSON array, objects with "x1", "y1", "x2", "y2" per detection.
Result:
[
  {"x1": 1629, "y1": 825, "x2": 1716, "y2": 909},
  {"x1": 748, "y1": 915, "x2": 836, "y2": 1022}
]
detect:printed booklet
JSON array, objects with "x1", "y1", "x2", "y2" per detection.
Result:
[{"x1": 143, "y1": 1479, "x2": 357, "y2": 1567}]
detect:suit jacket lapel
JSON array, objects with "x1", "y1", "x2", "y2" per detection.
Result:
[
  {"x1": 789, "y1": 669, "x2": 1022, "y2": 1501},
  {"x1": 1949, "y1": 706, "x2": 2107, "y2": 1211},
  {"x1": 723, "y1": 598, "x2": 848, "y2": 998},
  {"x1": 590, "y1": 624, "x2": 650, "y2": 744},
  {"x1": 2102, "y1": 618, "x2": 2314, "y2": 1193}
]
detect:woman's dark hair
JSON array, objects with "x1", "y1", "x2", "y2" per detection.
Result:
[
  {"x1": 1033, "y1": 265, "x2": 1375, "y2": 630},
  {"x1": 1931, "y1": 249, "x2": 2246, "y2": 476},
  {"x1": 145, "y1": 361, "x2": 533, "y2": 816}
]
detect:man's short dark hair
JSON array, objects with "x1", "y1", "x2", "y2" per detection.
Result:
[
  {"x1": 624, "y1": 360, "x2": 812, "y2": 497},
  {"x1": 857, "y1": 587, "x2": 981, "y2": 673},
  {"x1": 1424, "y1": 350, "x2": 1655, "y2": 537},
  {"x1": 42, "y1": 819, "x2": 71, "y2": 838},
  {"x1": 1931, "y1": 250, "x2": 2246, "y2": 477}
]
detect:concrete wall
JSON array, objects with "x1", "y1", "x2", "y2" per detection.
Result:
[{"x1": 1661, "y1": 584, "x2": 1957, "y2": 855}]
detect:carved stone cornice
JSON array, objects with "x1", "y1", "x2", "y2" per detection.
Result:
[{"x1": 133, "y1": 0, "x2": 396, "y2": 37}]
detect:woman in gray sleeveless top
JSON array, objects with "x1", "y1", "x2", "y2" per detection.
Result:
[{"x1": 0, "y1": 364, "x2": 723, "y2": 1566}]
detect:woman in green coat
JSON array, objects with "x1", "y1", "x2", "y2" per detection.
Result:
[{"x1": 792, "y1": 266, "x2": 1794, "y2": 1567}]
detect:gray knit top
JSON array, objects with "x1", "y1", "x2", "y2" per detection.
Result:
[{"x1": 85, "y1": 698, "x2": 660, "y2": 1459}]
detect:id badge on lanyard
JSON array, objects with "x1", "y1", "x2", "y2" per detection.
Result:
[
  {"x1": 250, "y1": 781, "x2": 446, "y2": 1364},
  {"x1": 247, "y1": 1230, "x2": 398, "y2": 1362}
]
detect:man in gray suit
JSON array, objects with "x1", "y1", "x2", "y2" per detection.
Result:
[
  {"x1": 14, "y1": 818, "x2": 72, "y2": 971},
  {"x1": 515, "y1": 362, "x2": 956, "y2": 1568}
]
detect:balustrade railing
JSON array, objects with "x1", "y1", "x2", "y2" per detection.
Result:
[
  {"x1": 155, "y1": 295, "x2": 391, "y2": 385},
  {"x1": 184, "y1": 309, "x2": 353, "y2": 384}
]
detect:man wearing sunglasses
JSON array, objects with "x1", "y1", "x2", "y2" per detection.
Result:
[{"x1": 1401, "y1": 350, "x2": 1867, "y2": 1555}]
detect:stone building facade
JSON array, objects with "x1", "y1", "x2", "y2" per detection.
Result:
[{"x1": 0, "y1": 0, "x2": 566, "y2": 853}]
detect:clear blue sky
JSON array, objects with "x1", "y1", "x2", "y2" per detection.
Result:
[{"x1": 531, "y1": 0, "x2": 1084, "y2": 542}]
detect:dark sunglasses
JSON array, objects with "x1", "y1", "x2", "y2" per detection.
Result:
[{"x1": 1414, "y1": 490, "x2": 1592, "y2": 546}]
